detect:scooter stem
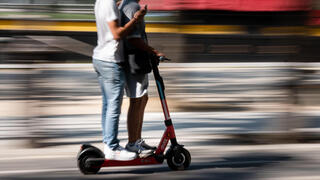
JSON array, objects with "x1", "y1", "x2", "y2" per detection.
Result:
[{"x1": 151, "y1": 57, "x2": 179, "y2": 151}]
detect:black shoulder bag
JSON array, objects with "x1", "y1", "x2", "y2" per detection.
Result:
[
  {"x1": 123, "y1": 21, "x2": 152, "y2": 74},
  {"x1": 126, "y1": 44, "x2": 152, "y2": 75},
  {"x1": 120, "y1": 6, "x2": 152, "y2": 75}
]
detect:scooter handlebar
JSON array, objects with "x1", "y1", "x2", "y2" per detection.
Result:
[
  {"x1": 159, "y1": 56, "x2": 170, "y2": 62},
  {"x1": 151, "y1": 55, "x2": 170, "y2": 67}
]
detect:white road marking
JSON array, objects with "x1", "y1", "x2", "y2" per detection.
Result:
[
  {"x1": 262, "y1": 176, "x2": 320, "y2": 180},
  {"x1": 0, "y1": 155, "x2": 74, "y2": 161},
  {"x1": 0, "y1": 168, "x2": 77, "y2": 175}
]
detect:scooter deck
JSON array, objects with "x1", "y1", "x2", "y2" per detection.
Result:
[
  {"x1": 101, "y1": 156, "x2": 161, "y2": 167},
  {"x1": 85, "y1": 153, "x2": 162, "y2": 167}
]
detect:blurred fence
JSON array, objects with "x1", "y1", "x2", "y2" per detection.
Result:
[
  {"x1": 1, "y1": 63, "x2": 320, "y2": 147},
  {"x1": 1, "y1": 32, "x2": 320, "y2": 64}
]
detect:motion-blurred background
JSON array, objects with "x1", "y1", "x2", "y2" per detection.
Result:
[{"x1": 1, "y1": 1, "x2": 320, "y2": 179}]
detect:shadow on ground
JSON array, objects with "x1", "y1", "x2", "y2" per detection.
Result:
[{"x1": 2, "y1": 152, "x2": 292, "y2": 180}]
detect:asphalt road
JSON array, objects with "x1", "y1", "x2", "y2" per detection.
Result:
[{"x1": 1, "y1": 140, "x2": 320, "y2": 180}]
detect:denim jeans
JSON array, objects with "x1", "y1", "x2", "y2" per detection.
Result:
[{"x1": 93, "y1": 59, "x2": 125, "y2": 150}]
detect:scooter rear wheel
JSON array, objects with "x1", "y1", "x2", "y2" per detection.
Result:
[
  {"x1": 78, "y1": 152, "x2": 102, "y2": 174},
  {"x1": 166, "y1": 147, "x2": 191, "y2": 170}
]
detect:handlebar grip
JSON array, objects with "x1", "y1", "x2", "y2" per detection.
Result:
[{"x1": 159, "y1": 56, "x2": 170, "y2": 61}]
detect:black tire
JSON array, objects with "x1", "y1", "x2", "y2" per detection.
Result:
[
  {"x1": 77, "y1": 152, "x2": 102, "y2": 174},
  {"x1": 166, "y1": 147, "x2": 191, "y2": 171}
]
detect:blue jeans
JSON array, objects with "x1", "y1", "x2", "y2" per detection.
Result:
[{"x1": 93, "y1": 59, "x2": 125, "y2": 149}]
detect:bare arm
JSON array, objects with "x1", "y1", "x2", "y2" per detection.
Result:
[
  {"x1": 108, "y1": 5, "x2": 147, "y2": 40},
  {"x1": 108, "y1": 18, "x2": 137, "y2": 40}
]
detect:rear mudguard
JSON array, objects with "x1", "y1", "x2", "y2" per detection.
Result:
[{"x1": 77, "y1": 144, "x2": 105, "y2": 160}]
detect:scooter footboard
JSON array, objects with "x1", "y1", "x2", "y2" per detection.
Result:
[{"x1": 102, "y1": 156, "x2": 161, "y2": 167}]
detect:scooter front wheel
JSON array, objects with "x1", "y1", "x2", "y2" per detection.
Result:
[{"x1": 166, "y1": 147, "x2": 191, "y2": 171}]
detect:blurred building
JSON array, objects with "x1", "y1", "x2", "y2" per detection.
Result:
[
  {"x1": 0, "y1": 0, "x2": 319, "y2": 63},
  {"x1": 140, "y1": 0, "x2": 311, "y2": 11},
  {"x1": 0, "y1": 0, "x2": 89, "y2": 3}
]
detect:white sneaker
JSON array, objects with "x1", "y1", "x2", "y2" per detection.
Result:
[
  {"x1": 125, "y1": 139, "x2": 156, "y2": 157},
  {"x1": 104, "y1": 145, "x2": 137, "y2": 161}
]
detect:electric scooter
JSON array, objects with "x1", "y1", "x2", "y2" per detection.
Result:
[{"x1": 77, "y1": 56, "x2": 191, "y2": 174}]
